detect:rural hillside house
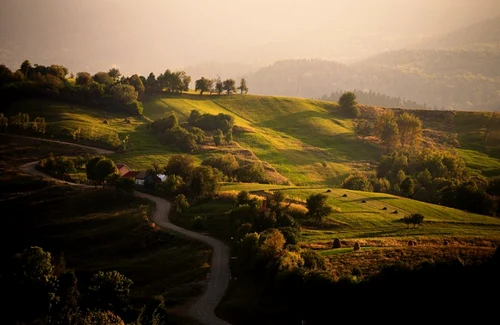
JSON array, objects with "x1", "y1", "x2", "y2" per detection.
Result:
[
  {"x1": 116, "y1": 163, "x2": 131, "y2": 176},
  {"x1": 123, "y1": 170, "x2": 140, "y2": 180},
  {"x1": 135, "y1": 171, "x2": 161, "y2": 186}
]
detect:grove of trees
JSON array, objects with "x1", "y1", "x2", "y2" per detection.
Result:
[
  {"x1": 0, "y1": 60, "x2": 250, "y2": 119},
  {"x1": 3, "y1": 246, "x2": 168, "y2": 324},
  {"x1": 342, "y1": 148, "x2": 500, "y2": 216}
]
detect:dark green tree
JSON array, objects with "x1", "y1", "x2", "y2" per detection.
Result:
[
  {"x1": 237, "y1": 78, "x2": 248, "y2": 94},
  {"x1": 306, "y1": 194, "x2": 333, "y2": 224},
  {"x1": 339, "y1": 92, "x2": 357, "y2": 107},
  {"x1": 174, "y1": 194, "x2": 190, "y2": 213},
  {"x1": 10, "y1": 247, "x2": 58, "y2": 323},
  {"x1": 342, "y1": 173, "x2": 372, "y2": 191},
  {"x1": 108, "y1": 68, "x2": 121, "y2": 80},
  {"x1": 400, "y1": 176, "x2": 415, "y2": 197},
  {"x1": 375, "y1": 110, "x2": 400, "y2": 149},
  {"x1": 223, "y1": 78, "x2": 237, "y2": 95},
  {"x1": 87, "y1": 270, "x2": 133, "y2": 315},
  {"x1": 189, "y1": 165, "x2": 221, "y2": 198},
  {"x1": 164, "y1": 154, "x2": 196, "y2": 180},
  {"x1": 127, "y1": 74, "x2": 145, "y2": 98},
  {"x1": 20, "y1": 59, "x2": 32, "y2": 77},
  {"x1": 397, "y1": 112, "x2": 423, "y2": 149},
  {"x1": 215, "y1": 77, "x2": 223, "y2": 95},
  {"x1": 213, "y1": 128, "x2": 223, "y2": 146},
  {"x1": 86, "y1": 157, "x2": 118, "y2": 186},
  {"x1": 195, "y1": 77, "x2": 213, "y2": 95},
  {"x1": 93, "y1": 71, "x2": 114, "y2": 85},
  {"x1": 354, "y1": 119, "x2": 372, "y2": 140},
  {"x1": 76, "y1": 72, "x2": 93, "y2": 86}
]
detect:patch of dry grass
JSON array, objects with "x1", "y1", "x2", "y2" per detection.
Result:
[{"x1": 325, "y1": 245, "x2": 496, "y2": 278}]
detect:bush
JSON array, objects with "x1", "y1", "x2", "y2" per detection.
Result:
[
  {"x1": 279, "y1": 251, "x2": 304, "y2": 272},
  {"x1": 236, "y1": 163, "x2": 269, "y2": 183},
  {"x1": 278, "y1": 227, "x2": 301, "y2": 245},
  {"x1": 353, "y1": 242, "x2": 361, "y2": 251},
  {"x1": 301, "y1": 250, "x2": 327, "y2": 270},
  {"x1": 193, "y1": 216, "x2": 205, "y2": 230},
  {"x1": 174, "y1": 194, "x2": 189, "y2": 213},
  {"x1": 286, "y1": 203, "x2": 309, "y2": 219},
  {"x1": 402, "y1": 213, "x2": 425, "y2": 228},
  {"x1": 351, "y1": 266, "x2": 363, "y2": 277},
  {"x1": 342, "y1": 173, "x2": 372, "y2": 191},
  {"x1": 371, "y1": 177, "x2": 391, "y2": 193},
  {"x1": 217, "y1": 190, "x2": 239, "y2": 202},
  {"x1": 202, "y1": 154, "x2": 239, "y2": 179}
]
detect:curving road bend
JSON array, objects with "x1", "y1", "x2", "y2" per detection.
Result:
[{"x1": 16, "y1": 138, "x2": 231, "y2": 325}]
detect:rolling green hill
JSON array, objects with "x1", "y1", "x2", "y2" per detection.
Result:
[
  {"x1": 3, "y1": 94, "x2": 500, "y2": 185},
  {"x1": 143, "y1": 93, "x2": 380, "y2": 185}
]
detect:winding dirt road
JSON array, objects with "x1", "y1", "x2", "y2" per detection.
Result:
[{"x1": 16, "y1": 137, "x2": 231, "y2": 325}]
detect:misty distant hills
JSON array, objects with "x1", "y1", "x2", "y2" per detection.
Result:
[
  {"x1": 247, "y1": 17, "x2": 500, "y2": 111},
  {"x1": 411, "y1": 16, "x2": 500, "y2": 50}
]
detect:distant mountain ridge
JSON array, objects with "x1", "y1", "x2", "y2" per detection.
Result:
[
  {"x1": 410, "y1": 16, "x2": 500, "y2": 50},
  {"x1": 246, "y1": 17, "x2": 500, "y2": 111}
]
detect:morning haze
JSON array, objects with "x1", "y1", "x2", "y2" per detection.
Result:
[
  {"x1": 3, "y1": 1, "x2": 500, "y2": 324},
  {"x1": 1, "y1": 0, "x2": 499, "y2": 76}
]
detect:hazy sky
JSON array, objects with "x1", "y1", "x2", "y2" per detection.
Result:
[{"x1": 1, "y1": 0, "x2": 499, "y2": 76}]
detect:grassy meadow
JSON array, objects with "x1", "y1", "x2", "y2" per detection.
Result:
[
  {"x1": 143, "y1": 94, "x2": 380, "y2": 185},
  {"x1": 212, "y1": 183, "x2": 500, "y2": 246},
  {"x1": 3, "y1": 93, "x2": 500, "y2": 185}
]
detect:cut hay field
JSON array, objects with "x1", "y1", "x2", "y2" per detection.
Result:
[{"x1": 218, "y1": 183, "x2": 500, "y2": 248}]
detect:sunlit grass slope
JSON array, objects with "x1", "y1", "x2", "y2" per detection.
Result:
[
  {"x1": 143, "y1": 94, "x2": 380, "y2": 185},
  {"x1": 219, "y1": 183, "x2": 500, "y2": 245},
  {"x1": 2, "y1": 99, "x2": 204, "y2": 169},
  {"x1": 5, "y1": 95, "x2": 500, "y2": 184},
  {"x1": 453, "y1": 111, "x2": 500, "y2": 176}
]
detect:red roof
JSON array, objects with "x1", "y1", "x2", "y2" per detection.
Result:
[
  {"x1": 116, "y1": 163, "x2": 127, "y2": 169},
  {"x1": 123, "y1": 171, "x2": 140, "y2": 178}
]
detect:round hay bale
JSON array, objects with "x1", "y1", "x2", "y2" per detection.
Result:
[
  {"x1": 353, "y1": 242, "x2": 361, "y2": 251},
  {"x1": 382, "y1": 207, "x2": 388, "y2": 210},
  {"x1": 408, "y1": 240, "x2": 414, "y2": 246},
  {"x1": 443, "y1": 240, "x2": 450, "y2": 246},
  {"x1": 413, "y1": 240, "x2": 417, "y2": 246},
  {"x1": 393, "y1": 210, "x2": 398, "y2": 214},
  {"x1": 326, "y1": 189, "x2": 331, "y2": 193},
  {"x1": 103, "y1": 119, "x2": 109, "y2": 124},
  {"x1": 361, "y1": 200, "x2": 367, "y2": 203},
  {"x1": 332, "y1": 238, "x2": 341, "y2": 248},
  {"x1": 342, "y1": 194, "x2": 348, "y2": 197}
]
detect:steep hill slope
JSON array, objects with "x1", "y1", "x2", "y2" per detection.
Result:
[{"x1": 143, "y1": 94, "x2": 380, "y2": 186}]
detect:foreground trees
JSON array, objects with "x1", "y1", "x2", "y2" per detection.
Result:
[{"x1": 3, "y1": 246, "x2": 153, "y2": 324}]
